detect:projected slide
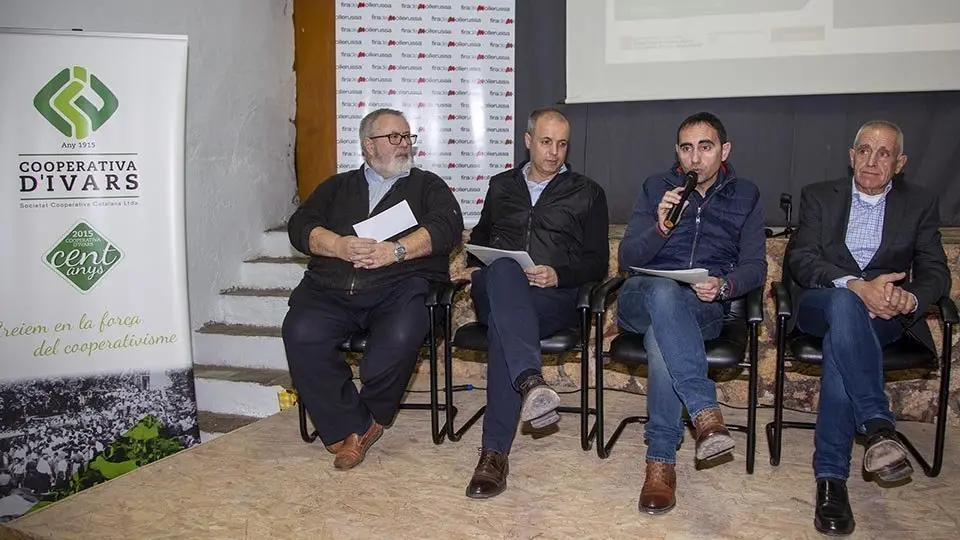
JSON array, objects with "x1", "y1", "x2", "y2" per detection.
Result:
[{"x1": 606, "y1": 0, "x2": 960, "y2": 64}]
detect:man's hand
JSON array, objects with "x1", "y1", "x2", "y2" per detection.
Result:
[
  {"x1": 656, "y1": 186, "x2": 686, "y2": 231},
  {"x1": 692, "y1": 276, "x2": 722, "y2": 302},
  {"x1": 847, "y1": 272, "x2": 906, "y2": 319},
  {"x1": 452, "y1": 266, "x2": 480, "y2": 282},
  {"x1": 524, "y1": 265, "x2": 558, "y2": 288},
  {"x1": 352, "y1": 241, "x2": 397, "y2": 270},
  {"x1": 334, "y1": 236, "x2": 376, "y2": 264},
  {"x1": 883, "y1": 281, "x2": 917, "y2": 315}
]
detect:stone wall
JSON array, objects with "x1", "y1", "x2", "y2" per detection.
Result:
[{"x1": 441, "y1": 228, "x2": 960, "y2": 426}]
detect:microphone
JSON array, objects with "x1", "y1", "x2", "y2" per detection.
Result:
[{"x1": 663, "y1": 171, "x2": 698, "y2": 230}]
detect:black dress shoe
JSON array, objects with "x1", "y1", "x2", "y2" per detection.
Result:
[
  {"x1": 466, "y1": 448, "x2": 509, "y2": 499},
  {"x1": 863, "y1": 429, "x2": 913, "y2": 483},
  {"x1": 814, "y1": 478, "x2": 855, "y2": 536}
]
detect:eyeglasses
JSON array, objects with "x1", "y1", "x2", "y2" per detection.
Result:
[{"x1": 368, "y1": 132, "x2": 418, "y2": 145}]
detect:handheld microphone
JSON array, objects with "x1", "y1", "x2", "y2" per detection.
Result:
[{"x1": 663, "y1": 171, "x2": 698, "y2": 230}]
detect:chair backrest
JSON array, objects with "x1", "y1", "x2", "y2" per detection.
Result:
[{"x1": 779, "y1": 235, "x2": 806, "y2": 332}]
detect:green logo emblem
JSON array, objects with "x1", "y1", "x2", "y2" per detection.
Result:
[
  {"x1": 34, "y1": 66, "x2": 119, "y2": 139},
  {"x1": 44, "y1": 221, "x2": 123, "y2": 293}
]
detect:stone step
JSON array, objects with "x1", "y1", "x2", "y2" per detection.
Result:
[
  {"x1": 220, "y1": 287, "x2": 291, "y2": 327},
  {"x1": 197, "y1": 411, "x2": 261, "y2": 442},
  {"x1": 193, "y1": 323, "x2": 287, "y2": 371},
  {"x1": 260, "y1": 228, "x2": 301, "y2": 258},
  {"x1": 193, "y1": 363, "x2": 291, "y2": 418},
  {"x1": 238, "y1": 256, "x2": 306, "y2": 289}
]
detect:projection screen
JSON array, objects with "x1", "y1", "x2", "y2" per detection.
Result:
[{"x1": 566, "y1": 0, "x2": 960, "y2": 103}]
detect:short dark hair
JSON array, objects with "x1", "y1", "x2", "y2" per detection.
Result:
[
  {"x1": 676, "y1": 112, "x2": 727, "y2": 145},
  {"x1": 526, "y1": 107, "x2": 569, "y2": 135}
]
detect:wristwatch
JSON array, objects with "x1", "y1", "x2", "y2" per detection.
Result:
[
  {"x1": 393, "y1": 242, "x2": 407, "y2": 263},
  {"x1": 717, "y1": 277, "x2": 731, "y2": 301}
]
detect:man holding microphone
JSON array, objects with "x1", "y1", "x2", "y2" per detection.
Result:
[{"x1": 617, "y1": 112, "x2": 767, "y2": 515}]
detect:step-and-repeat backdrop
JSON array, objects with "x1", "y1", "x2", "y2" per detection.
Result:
[{"x1": 335, "y1": 0, "x2": 516, "y2": 226}]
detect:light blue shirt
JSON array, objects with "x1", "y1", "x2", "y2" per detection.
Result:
[
  {"x1": 833, "y1": 179, "x2": 917, "y2": 311},
  {"x1": 522, "y1": 162, "x2": 567, "y2": 205},
  {"x1": 363, "y1": 164, "x2": 409, "y2": 214}
]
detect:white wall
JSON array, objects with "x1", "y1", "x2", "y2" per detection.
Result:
[{"x1": 0, "y1": 0, "x2": 298, "y2": 330}]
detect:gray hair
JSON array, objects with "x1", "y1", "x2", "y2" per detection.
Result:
[
  {"x1": 853, "y1": 120, "x2": 905, "y2": 156},
  {"x1": 359, "y1": 108, "x2": 405, "y2": 142},
  {"x1": 525, "y1": 107, "x2": 568, "y2": 136}
]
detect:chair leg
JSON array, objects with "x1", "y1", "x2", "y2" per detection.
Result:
[
  {"x1": 746, "y1": 322, "x2": 759, "y2": 474},
  {"x1": 444, "y1": 304, "x2": 484, "y2": 442},
  {"x1": 427, "y1": 307, "x2": 444, "y2": 445},
  {"x1": 899, "y1": 321, "x2": 953, "y2": 477},
  {"x1": 579, "y1": 308, "x2": 597, "y2": 451},
  {"x1": 766, "y1": 316, "x2": 788, "y2": 466},
  {"x1": 592, "y1": 312, "x2": 645, "y2": 458},
  {"x1": 298, "y1": 400, "x2": 318, "y2": 443},
  {"x1": 594, "y1": 312, "x2": 607, "y2": 458}
]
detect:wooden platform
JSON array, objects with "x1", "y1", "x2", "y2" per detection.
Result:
[{"x1": 2, "y1": 382, "x2": 958, "y2": 540}]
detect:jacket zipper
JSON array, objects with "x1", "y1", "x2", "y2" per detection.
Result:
[
  {"x1": 521, "y1": 169, "x2": 563, "y2": 252},
  {"x1": 348, "y1": 180, "x2": 403, "y2": 295},
  {"x1": 686, "y1": 181, "x2": 725, "y2": 268},
  {"x1": 525, "y1": 211, "x2": 533, "y2": 250}
]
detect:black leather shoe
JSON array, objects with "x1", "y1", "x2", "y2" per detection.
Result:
[
  {"x1": 518, "y1": 373, "x2": 561, "y2": 427},
  {"x1": 814, "y1": 478, "x2": 855, "y2": 536},
  {"x1": 466, "y1": 448, "x2": 509, "y2": 499},
  {"x1": 863, "y1": 429, "x2": 913, "y2": 483}
]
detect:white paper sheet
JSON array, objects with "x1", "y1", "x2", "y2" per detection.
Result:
[
  {"x1": 465, "y1": 244, "x2": 536, "y2": 269},
  {"x1": 629, "y1": 267, "x2": 710, "y2": 284},
  {"x1": 353, "y1": 200, "x2": 418, "y2": 242}
]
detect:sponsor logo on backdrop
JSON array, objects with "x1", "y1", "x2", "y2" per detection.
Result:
[
  {"x1": 19, "y1": 68, "x2": 142, "y2": 210},
  {"x1": 44, "y1": 220, "x2": 123, "y2": 293},
  {"x1": 34, "y1": 66, "x2": 118, "y2": 140}
]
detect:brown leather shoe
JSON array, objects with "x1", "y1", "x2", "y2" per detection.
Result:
[
  {"x1": 639, "y1": 460, "x2": 676, "y2": 515},
  {"x1": 465, "y1": 448, "x2": 509, "y2": 499},
  {"x1": 693, "y1": 408, "x2": 735, "y2": 461},
  {"x1": 324, "y1": 441, "x2": 343, "y2": 454},
  {"x1": 333, "y1": 421, "x2": 383, "y2": 470}
]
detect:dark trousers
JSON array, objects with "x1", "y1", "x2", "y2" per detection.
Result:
[
  {"x1": 795, "y1": 288, "x2": 904, "y2": 480},
  {"x1": 471, "y1": 258, "x2": 578, "y2": 453},
  {"x1": 281, "y1": 276, "x2": 431, "y2": 446}
]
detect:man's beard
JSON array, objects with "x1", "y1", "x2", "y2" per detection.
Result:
[{"x1": 371, "y1": 151, "x2": 413, "y2": 178}]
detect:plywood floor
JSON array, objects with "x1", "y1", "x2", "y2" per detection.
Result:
[{"x1": 3, "y1": 382, "x2": 958, "y2": 540}]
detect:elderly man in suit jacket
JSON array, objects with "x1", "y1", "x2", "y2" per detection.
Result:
[{"x1": 785, "y1": 120, "x2": 951, "y2": 536}]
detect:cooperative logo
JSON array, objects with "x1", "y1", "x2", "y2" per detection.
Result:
[
  {"x1": 34, "y1": 66, "x2": 119, "y2": 140},
  {"x1": 44, "y1": 221, "x2": 124, "y2": 293}
]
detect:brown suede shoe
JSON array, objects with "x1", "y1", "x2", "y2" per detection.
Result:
[
  {"x1": 333, "y1": 421, "x2": 383, "y2": 470},
  {"x1": 639, "y1": 460, "x2": 676, "y2": 515},
  {"x1": 465, "y1": 448, "x2": 509, "y2": 499},
  {"x1": 693, "y1": 408, "x2": 735, "y2": 461}
]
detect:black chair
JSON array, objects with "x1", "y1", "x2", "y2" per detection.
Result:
[
  {"x1": 767, "y1": 276, "x2": 957, "y2": 477},
  {"x1": 437, "y1": 280, "x2": 600, "y2": 450},
  {"x1": 297, "y1": 281, "x2": 453, "y2": 445},
  {"x1": 590, "y1": 277, "x2": 763, "y2": 473}
]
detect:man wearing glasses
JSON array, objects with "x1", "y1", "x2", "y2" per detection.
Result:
[
  {"x1": 454, "y1": 108, "x2": 610, "y2": 499},
  {"x1": 283, "y1": 108, "x2": 464, "y2": 470}
]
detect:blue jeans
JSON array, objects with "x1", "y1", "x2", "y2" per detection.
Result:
[
  {"x1": 471, "y1": 258, "x2": 578, "y2": 454},
  {"x1": 617, "y1": 276, "x2": 725, "y2": 463},
  {"x1": 796, "y1": 288, "x2": 904, "y2": 480}
]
